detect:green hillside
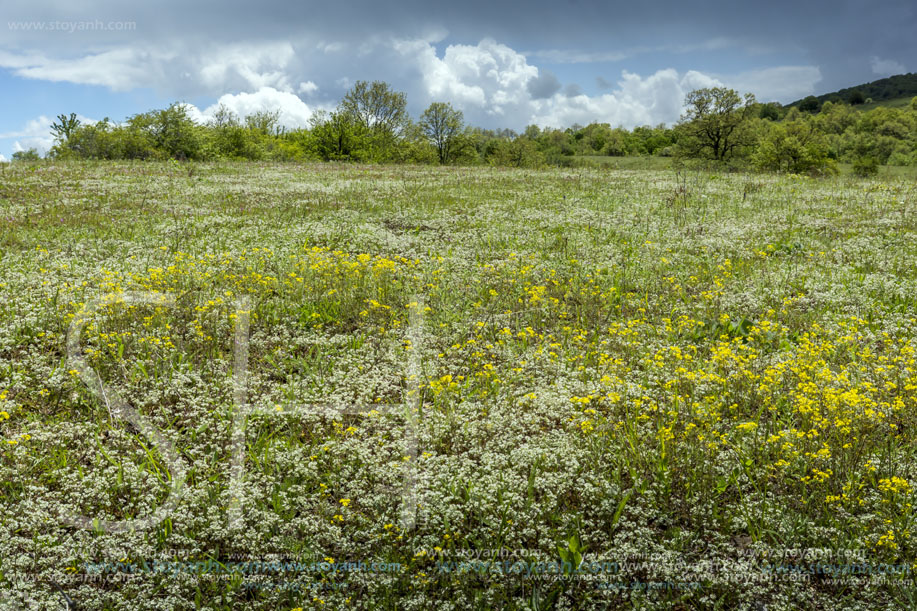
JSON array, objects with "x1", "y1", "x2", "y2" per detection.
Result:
[
  {"x1": 857, "y1": 95, "x2": 915, "y2": 111},
  {"x1": 789, "y1": 72, "x2": 917, "y2": 108}
]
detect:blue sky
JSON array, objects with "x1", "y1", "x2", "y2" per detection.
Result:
[{"x1": 1, "y1": 0, "x2": 914, "y2": 159}]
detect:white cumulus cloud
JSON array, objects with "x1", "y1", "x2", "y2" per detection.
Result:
[
  {"x1": 396, "y1": 38, "x2": 538, "y2": 116},
  {"x1": 0, "y1": 32, "x2": 831, "y2": 137},
  {"x1": 184, "y1": 87, "x2": 320, "y2": 129},
  {"x1": 531, "y1": 69, "x2": 720, "y2": 128},
  {"x1": 197, "y1": 42, "x2": 296, "y2": 92},
  {"x1": 298, "y1": 81, "x2": 319, "y2": 95},
  {"x1": 0, "y1": 42, "x2": 301, "y2": 95},
  {"x1": 396, "y1": 37, "x2": 731, "y2": 128},
  {"x1": 0, "y1": 115, "x2": 58, "y2": 154},
  {"x1": 0, "y1": 48, "x2": 174, "y2": 91}
]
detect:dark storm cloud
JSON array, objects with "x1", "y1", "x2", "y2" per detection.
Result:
[
  {"x1": 5, "y1": 0, "x2": 914, "y2": 92},
  {"x1": 562, "y1": 83, "x2": 583, "y2": 97},
  {"x1": 2, "y1": 0, "x2": 914, "y2": 127},
  {"x1": 527, "y1": 69, "x2": 561, "y2": 99}
]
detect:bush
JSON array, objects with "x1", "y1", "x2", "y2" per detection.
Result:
[
  {"x1": 799, "y1": 96, "x2": 821, "y2": 113},
  {"x1": 11, "y1": 148, "x2": 41, "y2": 161},
  {"x1": 887, "y1": 150, "x2": 916, "y2": 166},
  {"x1": 852, "y1": 155, "x2": 880, "y2": 177},
  {"x1": 753, "y1": 118, "x2": 837, "y2": 176},
  {"x1": 848, "y1": 90, "x2": 866, "y2": 105},
  {"x1": 759, "y1": 103, "x2": 781, "y2": 121}
]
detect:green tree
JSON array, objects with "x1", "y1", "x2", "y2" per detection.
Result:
[
  {"x1": 814, "y1": 101, "x2": 858, "y2": 135},
  {"x1": 11, "y1": 148, "x2": 41, "y2": 161},
  {"x1": 631, "y1": 124, "x2": 674, "y2": 155},
  {"x1": 485, "y1": 137, "x2": 544, "y2": 168},
  {"x1": 341, "y1": 80, "x2": 408, "y2": 135},
  {"x1": 59, "y1": 119, "x2": 110, "y2": 159},
  {"x1": 852, "y1": 155, "x2": 879, "y2": 177},
  {"x1": 50, "y1": 113, "x2": 81, "y2": 145},
  {"x1": 309, "y1": 109, "x2": 369, "y2": 161},
  {"x1": 580, "y1": 123, "x2": 614, "y2": 153},
  {"x1": 677, "y1": 87, "x2": 757, "y2": 161},
  {"x1": 245, "y1": 110, "x2": 281, "y2": 135},
  {"x1": 523, "y1": 124, "x2": 542, "y2": 140},
  {"x1": 340, "y1": 80, "x2": 408, "y2": 160},
  {"x1": 848, "y1": 90, "x2": 866, "y2": 105},
  {"x1": 204, "y1": 107, "x2": 266, "y2": 160},
  {"x1": 130, "y1": 103, "x2": 203, "y2": 160},
  {"x1": 210, "y1": 104, "x2": 239, "y2": 129},
  {"x1": 758, "y1": 102, "x2": 782, "y2": 121},
  {"x1": 390, "y1": 121, "x2": 438, "y2": 164},
  {"x1": 753, "y1": 114, "x2": 835, "y2": 175},
  {"x1": 799, "y1": 96, "x2": 821, "y2": 113},
  {"x1": 420, "y1": 102, "x2": 464, "y2": 164}
]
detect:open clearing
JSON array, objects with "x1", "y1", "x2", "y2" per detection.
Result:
[{"x1": 2, "y1": 162, "x2": 917, "y2": 609}]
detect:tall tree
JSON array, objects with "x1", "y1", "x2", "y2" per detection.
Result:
[
  {"x1": 798, "y1": 95, "x2": 821, "y2": 113},
  {"x1": 340, "y1": 80, "x2": 408, "y2": 137},
  {"x1": 753, "y1": 111, "x2": 834, "y2": 175},
  {"x1": 420, "y1": 102, "x2": 464, "y2": 164},
  {"x1": 678, "y1": 87, "x2": 757, "y2": 161},
  {"x1": 245, "y1": 110, "x2": 281, "y2": 135},
  {"x1": 50, "y1": 113, "x2": 81, "y2": 145},
  {"x1": 150, "y1": 102, "x2": 201, "y2": 159},
  {"x1": 209, "y1": 104, "x2": 240, "y2": 129},
  {"x1": 309, "y1": 109, "x2": 368, "y2": 161}
]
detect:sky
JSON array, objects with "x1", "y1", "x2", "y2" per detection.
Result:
[{"x1": 0, "y1": 0, "x2": 914, "y2": 160}]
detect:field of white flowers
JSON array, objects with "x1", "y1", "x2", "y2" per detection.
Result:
[{"x1": 1, "y1": 161, "x2": 916, "y2": 609}]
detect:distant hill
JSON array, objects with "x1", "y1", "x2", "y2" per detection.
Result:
[{"x1": 788, "y1": 73, "x2": 917, "y2": 108}]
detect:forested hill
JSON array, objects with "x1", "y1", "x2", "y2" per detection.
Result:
[{"x1": 789, "y1": 73, "x2": 917, "y2": 107}]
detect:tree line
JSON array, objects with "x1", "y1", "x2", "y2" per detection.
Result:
[{"x1": 11, "y1": 80, "x2": 917, "y2": 175}]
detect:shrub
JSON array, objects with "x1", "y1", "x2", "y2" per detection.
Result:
[
  {"x1": 11, "y1": 148, "x2": 41, "y2": 161},
  {"x1": 852, "y1": 155, "x2": 880, "y2": 177},
  {"x1": 799, "y1": 96, "x2": 821, "y2": 113},
  {"x1": 753, "y1": 118, "x2": 837, "y2": 176}
]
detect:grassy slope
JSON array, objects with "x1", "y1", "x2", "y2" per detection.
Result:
[
  {"x1": 1, "y1": 161, "x2": 917, "y2": 610},
  {"x1": 856, "y1": 96, "x2": 915, "y2": 112},
  {"x1": 788, "y1": 72, "x2": 917, "y2": 108}
]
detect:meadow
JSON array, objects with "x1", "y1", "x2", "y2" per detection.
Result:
[{"x1": 1, "y1": 160, "x2": 916, "y2": 609}]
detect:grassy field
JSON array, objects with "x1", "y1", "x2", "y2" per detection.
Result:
[
  {"x1": 2, "y1": 161, "x2": 917, "y2": 609},
  {"x1": 857, "y1": 96, "x2": 915, "y2": 112},
  {"x1": 563, "y1": 156, "x2": 917, "y2": 179},
  {"x1": 561, "y1": 156, "x2": 675, "y2": 171}
]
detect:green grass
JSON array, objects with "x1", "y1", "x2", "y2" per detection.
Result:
[
  {"x1": 856, "y1": 96, "x2": 916, "y2": 112},
  {"x1": 2, "y1": 161, "x2": 917, "y2": 610},
  {"x1": 568, "y1": 155, "x2": 674, "y2": 170},
  {"x1": 834, "y1": 162, "x2": 917, "y2": 179}
]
